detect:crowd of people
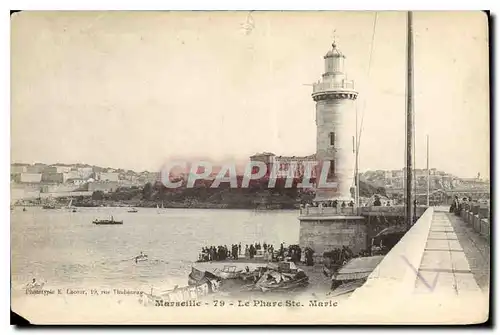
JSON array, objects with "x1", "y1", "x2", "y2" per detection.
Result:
[
  {"x1": 450, "y1": 196, "x2": 473, "y2": 215},
  {"x1": 300, "y1": 200, "x2": 355, "y2": 209},
  {"x1": 323, "y1": 246, "x2": 355, "y2": 268},
  {"x1": 198, "y1": 242, "x2": 376, "y2": 273},
  {"x1": 198, "y1": 242, "x2": 315, "y2": 265},
  {"x1": 198, "y1": 245, "x2": 239, "y2": 262},
  {"x1": 198, "y1": 243, "x2": 273, "y2": 262},
  {"x1": 245, "y1": 242, "x2": 274, "y2": 259}
]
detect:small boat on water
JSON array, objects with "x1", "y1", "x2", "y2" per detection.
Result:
[
  {"x1": 188, "y1": 267, "x2": 221, "y2": 286},
  {"x1": 134, "y1": 252, "x2": 148, "y2": 263},
  {"x1": 329, "y1": 255, "x2": 384, "y2": 296},
  {"x1": 128, "y1": 207, "x2": 139, "y2": 213},
  {"x1": 43, "y1": 204, "x2": 61, "y2": 209},
  {"x1": 252, "y1": 262, "x2": 309, "y2": 293},
  {"x1": 93, "y1": 216, "x2": 123, "y2": 225},
  {"x1": 66, "y1": 199, "x2": 78, "y2": 212},
  {"x1": 191, "y1": 261, "x2": 309, "y2": 294}
]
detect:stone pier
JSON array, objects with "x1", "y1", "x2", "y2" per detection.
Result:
[
  {"x1": 298, "y1": 205, "x2": 428, "y2": 261},
  {"x1": 343, "y1": 206, "x2": 490, "y2": 324}
]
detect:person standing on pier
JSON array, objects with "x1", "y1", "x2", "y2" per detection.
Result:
[
  {"x1": 304, "y1": 247, "x2": 314, "y2": 266},
  {"x1": 249, "y1": 244, "x2": 255, "y2": 259},
  {"x1": 225, "y1": 246, "x2": 229, "y2": 259},
  {"x1": 209, "y1": 247, "x2": 214, "y2": 261},
  {"x1": 232, "y1": 244, "x2": 238, "y2": 260}
]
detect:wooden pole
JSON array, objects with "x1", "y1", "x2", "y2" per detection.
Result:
[
  {"x1": 405, "y1": 11, "x2": 414, "y2": 229},
  {"x1": 427, "y1": 135, "x2": 430, "y2": 206},
  {"x1": 355, "y1": 102, "x2": 360, "y2": 210}
]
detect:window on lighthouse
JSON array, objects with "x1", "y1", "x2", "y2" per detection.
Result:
[
  {"x1": 329, "y1": 132, "x2": 335, "y2": 146},
  {"x1": 329, "y1": 160, "x2": 335, "y2": 176}
]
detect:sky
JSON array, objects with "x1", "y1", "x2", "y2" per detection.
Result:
[{"x1": 10, "y1": 11, "x2": 490, "y2": 178}]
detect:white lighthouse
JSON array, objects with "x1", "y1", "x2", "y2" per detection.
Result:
[
  {"x1": 298, "y1": 40, "x2": 365, "y2": 259},
  {"x1": 312, "y1": 40, "x2": 358, "y2": 203}
]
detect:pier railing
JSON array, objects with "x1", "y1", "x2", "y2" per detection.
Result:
[
  {"x1": 299, "y1": 205, "x2": 428, "y2": 217},
  {"x1": 460, "y1": 206, "x2": 490, "y2": 240},
  {"x1": 299, "y1": 206, "x2": 357, "y2": 216}
]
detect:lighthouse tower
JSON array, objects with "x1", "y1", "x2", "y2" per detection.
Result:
[
  {"x1": 298, "y1": 40, "x2": 365, "y2": 260},
  {"x1": 312, "y1": 40, "x2": 358, "y2": 202}
]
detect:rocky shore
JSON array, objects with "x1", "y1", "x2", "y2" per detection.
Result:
[{"x1": 14, "y1": 179, "x2": 386, "y2": 210}]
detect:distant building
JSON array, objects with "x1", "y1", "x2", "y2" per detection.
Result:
[
  {"x1": 11, "y1": 165, "x2": 27, "y2": 174},
  {"x1": 40, "y1": 184, "x2": 81, "y2": 193},
  {"x1": 92, "y1": 166, "x2": 105, "y2": 173},
  {"x1": 87, "y1": 181, "x2": 119, "y2": 193},
  {"x1": 13, "y1": 173, "x2": 42, "y2": 183},
  {"x1": 71, "y1": 167, "x2": 93, "y2": 179},
  {"x1": 250, "y1": 152, "x2": 276, "y2": 166},
  {"x1": 64, "y1": 170, "x2": 80, "y2": 180},
  {"x1": 44, "y1": 166, "x2": 72, "y2": 174},
  {"x1": 94, "y1": 172, "x2": 119, "y2": 182},
  {"x1": 117, "y1": 180, "x2": 141, "y2": 188},
  {"x1": 138, "y1": 172, "x2": 160, "y2": 184},
  {"x1": 249, "y1": 152, "x2": 317, "y2": 179},
  {"x1": 26, "y1": 165, "x2": 45, "y2": 174},
  {"x1": 42, "y1": 172, "x2": 65, "y2": 183},
  {"x1": 273, "y1": 155, "x2": 317, "y2": 179},
  {"x1": 414, "y1": 169, "x2": 429, "y2": 178},
  {"x1": 65, "y1": 178, "x2": 88, "y2": 186}
]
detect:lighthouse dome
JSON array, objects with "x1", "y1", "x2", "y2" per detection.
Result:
[{"x1": 324, "y1": 42, "x2": 345, "y2": 59}]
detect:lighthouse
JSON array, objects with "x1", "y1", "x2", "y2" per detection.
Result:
[
  {"x1": 312, "y1": 40, "x2": 358, "y2": 202},
  {"x1": 298, "y1": 39, "x2": 366, "y2": 260}
]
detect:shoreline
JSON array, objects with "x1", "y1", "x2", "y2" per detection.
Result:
[
  {"x1": 14, "y1": 200, "x2": 301, "y2": 211},
  {"x1": 12, "y1": 204, "x2": 300, "y2": 211}
]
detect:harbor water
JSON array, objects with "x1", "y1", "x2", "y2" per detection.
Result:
[{"x1": 11, "y1": 207, "x2": 300, "y2": 294}]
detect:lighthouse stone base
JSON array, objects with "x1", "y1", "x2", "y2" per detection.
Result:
[
  {"x1": 298, "y1": 206, "x2": 429, "y2": 264},
  {"x1": 298, "y1": 209, "x2": 367, "y2": 264}
]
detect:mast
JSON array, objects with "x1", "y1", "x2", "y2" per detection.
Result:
[
  {"x1": 413, "y1": 120, "x2": 417, "y2": 222},
  {"x1": 405, "y1": 11, "x2": 414, "y2": 229},
  {"x1": 426, "y1": 135, "x2": 430, "y2": 206},
  {"x1": 355, "y1": 102, "x2": 360, "y2": 210}
]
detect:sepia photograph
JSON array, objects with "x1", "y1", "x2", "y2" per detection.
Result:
[{"x1": 9, "y1": 10, "x2": 490, "y2": 325}]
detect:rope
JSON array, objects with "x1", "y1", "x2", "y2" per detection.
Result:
[
  {"x1": 354, "y1": 12, "x2": 378, "y2": 203},
  {"x1": 356, "y1": 12, "x2": 378, "y2": 154}
]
